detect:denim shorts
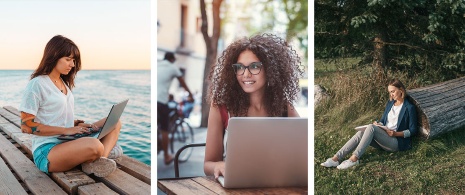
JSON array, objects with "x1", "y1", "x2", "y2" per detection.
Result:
[{"x1": 33, "y1": 143, "x2": 58, "y2": 174}]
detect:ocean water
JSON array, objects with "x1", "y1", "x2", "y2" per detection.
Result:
[{"x1": 0, "y1": 70, "x2": 151, "y2": 165}]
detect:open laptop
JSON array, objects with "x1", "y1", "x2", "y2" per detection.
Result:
[
  {"x1": 58, "y1": 99, "x2": 129, "y2": 140},
  {"x1": 217, "y1": 117, "x2": 308, "y2": 188}
]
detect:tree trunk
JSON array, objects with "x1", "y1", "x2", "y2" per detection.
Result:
[
  {"x1": 200, "y1": 0, "x2": 223, "y2": 127},
  {"x1": 373, "y1": 32, "x2": 387, "y2": 79},
  {"x1": 408, "y1": 76, "x2": 465, "y2": 139}
]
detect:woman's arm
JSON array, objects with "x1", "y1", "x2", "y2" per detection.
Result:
[
  {"x1": 404, "y1": 104, "x2": 418, "y2": 137},
  {"x1": 21, "y1": 112, "x2": 89, "y2": 136},
  {"x1": 287, "y1": 104, "x2": 300, "y2": 117},
  {"x1": 204, "y1": 104, "x2": 227, "y2": 178},
  {"x1": 383, "y1": 129, "x2": 404, "y2": 137}
]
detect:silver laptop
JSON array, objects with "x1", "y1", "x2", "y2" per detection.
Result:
[
  {"x1": 217, "y1": 117, "x2": 308, "y2": 188},
  {"x1": 58, "y1": 99, "x2": 129, "y2": 140}
]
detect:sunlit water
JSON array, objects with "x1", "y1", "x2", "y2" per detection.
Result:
[{"x1": 0, "y1": 70, "x2": 151, "y2": 165}]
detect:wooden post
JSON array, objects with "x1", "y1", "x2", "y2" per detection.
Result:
[{"x1": 407, "y1": 76, "x2": 465, "y2": 139}]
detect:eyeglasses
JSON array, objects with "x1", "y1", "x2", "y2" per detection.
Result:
[{"x1": 232, "y1": 62, "x2": 263, "y2": 75}]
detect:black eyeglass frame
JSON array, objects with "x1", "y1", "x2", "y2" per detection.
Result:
[{"x1": 231, "y1": 62, "x2": 263, "y2": 75}]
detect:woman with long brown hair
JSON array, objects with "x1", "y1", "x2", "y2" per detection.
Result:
[{"x1": 19, "y1": 35, "x2": 123, "y2": 177}]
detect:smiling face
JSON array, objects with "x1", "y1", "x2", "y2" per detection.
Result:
[
  {"x1": 235, "y1": 50, "x2": 266, "y2": 95},
  {"x1": 53, "y1": 55, "x2": 75, "y2": 75},
  {"x1": 388, "y1": 85, "x2": 404, "y2": 101}
]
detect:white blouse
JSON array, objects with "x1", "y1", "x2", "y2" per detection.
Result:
[
  {"x1": 19, "y1": 75, "x2": 74, "y2": 153},
  {"x1": 386, "y1": 103, "x2": 403, "y2": 131}
]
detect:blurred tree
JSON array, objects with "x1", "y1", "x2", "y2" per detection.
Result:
[
  {"x1": 200, "y1": 0, "x2": 223, "y2": 127},
  {"x1": 258, "y1": 0, "x2": 308, "y2": 60},
  {"x1": 315, "y1": 0, "x2": 465, "y2": 81}
]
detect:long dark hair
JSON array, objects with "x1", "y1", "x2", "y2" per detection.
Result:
[{"x1": 31, "y1": 35, "x2": 81, "y2": 90}]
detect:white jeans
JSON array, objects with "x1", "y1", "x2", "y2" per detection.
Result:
[{"x1": 335, "y1": 124, "x2": 398, "y2": 160}]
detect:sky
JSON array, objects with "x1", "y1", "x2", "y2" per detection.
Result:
[{"x1": 0, "y1": 0, "x2": 150, "y2": 70}]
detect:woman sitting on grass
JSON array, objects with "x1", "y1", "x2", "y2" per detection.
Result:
[
  {"x1": 204, "y1": 33, "x2": 303, "y2": 179},
  {"x1": 321, "y1": 79, "x2": 418, "y2": 169}
]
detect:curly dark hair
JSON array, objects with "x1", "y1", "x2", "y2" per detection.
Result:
[{"x1": 208, "y1": 33, "x2": 303, "y2": 117}]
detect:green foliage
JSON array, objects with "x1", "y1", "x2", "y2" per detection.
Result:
[
  {"x1": 315, "y1": 0, "x2": 465, "y2": 78},
  {"x1": 351, "y1": 14, "x2": 378, "y2": 28},
  {"x1": 315, "y1": 60, "x2": 465, "y2": 194},
  {"x1": 250, "y1": 0, "x2": 308, "y2": 60}
]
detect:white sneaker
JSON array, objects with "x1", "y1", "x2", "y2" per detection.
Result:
[
  {"x1": 320, "y1": 158, "x2": 339, "y2": 167},
  {"x1": 108, "y1": 144, "x2": 123, "y2": 162},
  {"x1": 336, "y1": 159, "x2": 359, "y2": 170},
  {"x1": 82, "y1": 157, "x2": 116, "y2": 177}
]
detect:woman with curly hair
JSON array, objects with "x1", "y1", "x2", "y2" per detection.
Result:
[{"x1": 204, "y1": 33, "x2": 303, "y2": 178}]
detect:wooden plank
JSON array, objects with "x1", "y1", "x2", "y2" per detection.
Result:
[
  {"x1": 0, "y1": 115, "x2": 9, "y2": 124},
  {"x1": 118, "y1": 155, "x2": 151, "y2": 184},
  {"x1": 51, "y1": 169, "x2": 95, "y2": 195},
  {"x1": 78, "y1": 183, "x2": 119, "y2": 195},
  {"x1": 0, "y1": 123, "x2": 22, "y2": 137},
  {"x1": 191, "y1": 176, "x2": 228, "y2": 194},
  {"x1": 158, "y1": 176, "x2": 309, "y2": 195},
  {"x1": 0, "y1": 108, "x2": 20, "y2": 127},
  {"x1": 193, "y1": 176, "x2": 308, "y2": 194},
  {"x1": 1, "y1": 107, "x2": 153, "y2": 194},
  {"x1": 10, "y1": 133, "x2": 33, "y2": 156},
  {"x1": 0, "y1": 154, "x2": 28, "y2": 195},
  {"x1": 0, "y1": 128, "x2": 67, "y2": 194},
  {"x1": 4, "y1": 106, "x2": 20, "y2": 116},
  {"x1": 0, "y1": 117, "x2": 98, "y2": 194},
  {"x1": 98, "y1": 169, "x2": 151, "y2": 195},
  {"x1": 158, "y1": 178, "x2": 216, "y2": 195}
]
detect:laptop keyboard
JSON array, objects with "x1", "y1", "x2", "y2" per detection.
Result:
[{"x1": 74, "y1": 128, "x2": 100, "y2": 138}]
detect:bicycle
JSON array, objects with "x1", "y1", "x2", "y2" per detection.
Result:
[{"x1": 157, "y1": 100, "x2": 195, "y2": 163}]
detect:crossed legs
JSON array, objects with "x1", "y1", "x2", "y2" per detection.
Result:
[{"x1": 47, "y1": 118, "x2": 121, "y2": 172}]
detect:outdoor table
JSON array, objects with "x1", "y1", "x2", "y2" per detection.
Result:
[{"x1": 158, "y1": 176, "x2": 308, "y2": 194}]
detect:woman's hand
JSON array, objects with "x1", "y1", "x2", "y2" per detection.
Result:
[
  {"x1": 74, "y1": 119, "x2": 85, "y2": 126},
  {"x1": 63, "y1": 126, "x2": 90, "y2": 135},
  {"x1": 213, "y1": 162, "x2": 226, "y2": 179},
  {"x1": 384, "y1": 129, "x2": 395, "y2": 137},
  {"x1": 78, "y1": 123, "x2": 99, "y2": 131}
]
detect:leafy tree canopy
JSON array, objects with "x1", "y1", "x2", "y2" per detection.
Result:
[{"x1": 316, "y1": 0, "x2": 465, "y2": 79}]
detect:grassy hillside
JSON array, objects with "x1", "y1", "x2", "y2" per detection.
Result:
[{"x1": 314, "y1": 59, "x2": 465, "y2": 194}]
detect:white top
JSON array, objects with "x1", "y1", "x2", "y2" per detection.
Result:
[
  {"x1": 157, "y1": 60, "x2": 182, "y2": 104},
  {"x1": 19, "y1": 75, "x2": 74, "y2": 153},
  {"x1": 386, "y1": 103, "x2": 403, "y2": 131}
]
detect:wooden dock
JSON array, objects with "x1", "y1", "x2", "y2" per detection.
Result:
[{"x1": 0, "y1": 106, "x2": 151, "y2": 195}]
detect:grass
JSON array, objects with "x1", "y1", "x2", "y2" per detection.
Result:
[{"x1": 314, "y1": 59, "x2": 465, "y2": 194}]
